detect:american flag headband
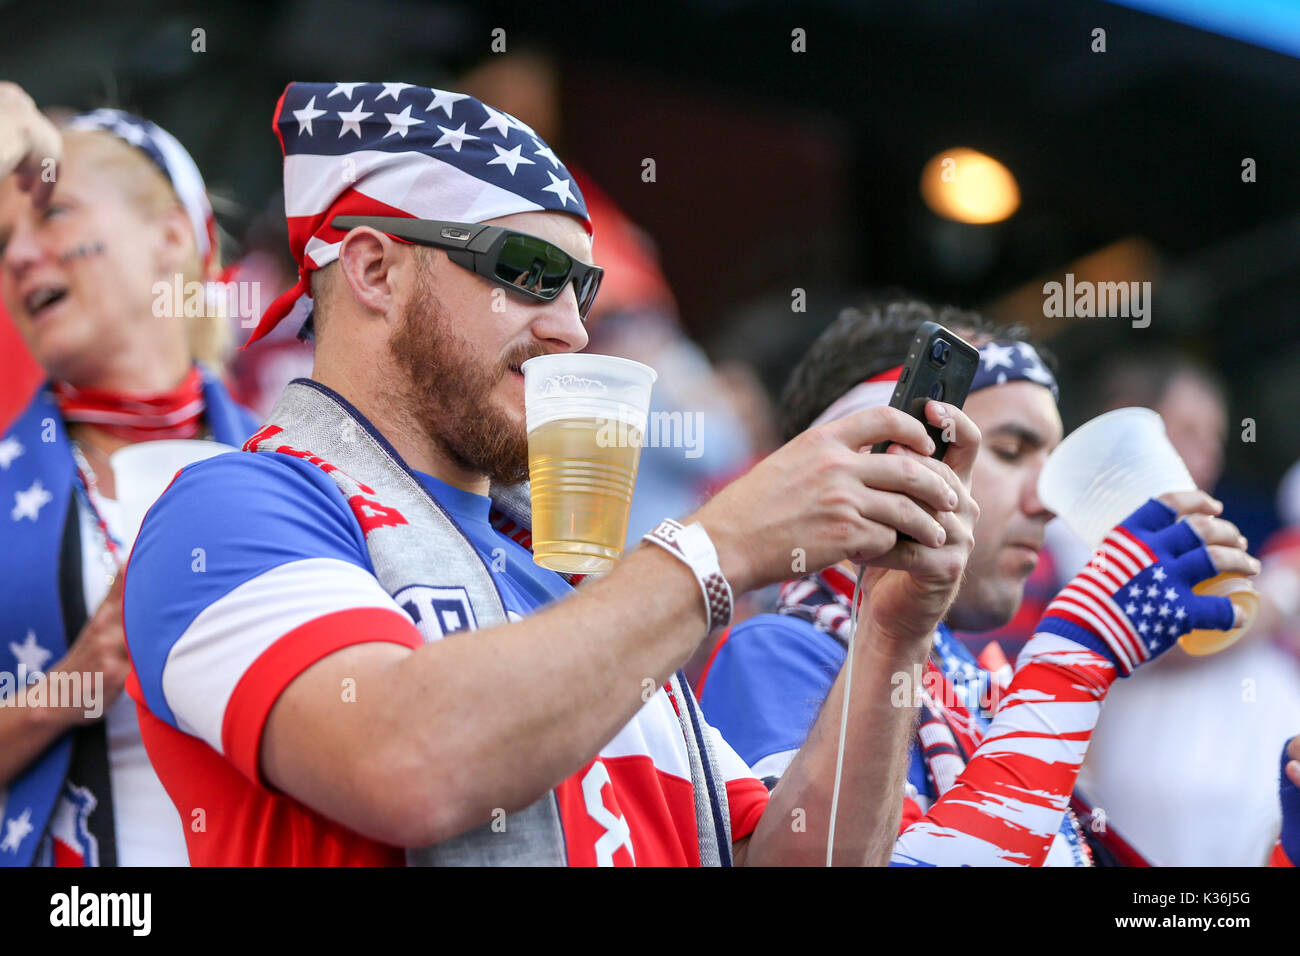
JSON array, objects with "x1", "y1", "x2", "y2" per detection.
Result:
[
  {"x1": 61, "y1": 109, "x2": 217, "y2": 275},
  {"x1": 243, "y1": 80, "x2": 594, "y2": 348},
  {"x1": 809, "y1": 339, "x2": 1058, "y2": 429}
]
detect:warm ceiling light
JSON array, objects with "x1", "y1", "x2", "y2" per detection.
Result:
[{"x1": 921, "y1": 147, "x2": 1021, "y2": 224}]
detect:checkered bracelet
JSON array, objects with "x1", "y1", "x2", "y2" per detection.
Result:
[{"x1": 641, "y1": 518, "x2": 734, "y2": 633}]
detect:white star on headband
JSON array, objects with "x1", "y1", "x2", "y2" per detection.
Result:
[
  {"x1": 507, "y1": 113, "x2": 539, "y2": 137},
  {"x1": 383, "y1": 105, "x2": 424, "y2": 139},
  {"x1": 479, "y1": 104, "x2": 514, "y2": 140},
  {"x1": 337, "y1": 103, "x2": 373, "y2": 138},
  {"x1": 293, "y1": 96, "x2": 327, "y2": 136},
  {"x1": 541, "y1": 171, "x2": 576, "y2": 207},
  {"x1": 434, "y1": 122, "x2": 479, "y2": 152},
  {"x1": 327, "y1": 82, "x2": 362, "y2": 101},
  {"x1": 1014, "y1": 342, "x2": 1056, "y2": 387},
  {"x1": 426, "y1": 89, "x2": 469, "y2": 118},
  {"x1": 1022, "y1": 362, "x2": 1055, "y2": 386},
  {"x1": 532, "y1": 138, "x2": 561, "y2": 169},
  {"x1": 980, "y1": 342, "x2": 1016, "y2": 371},
  {"x1": 487, "y1": 143, "x2": 536, "y2": 175},
  {"x1": 377, "y1": 82, "x2": 412, "y2": 102}
]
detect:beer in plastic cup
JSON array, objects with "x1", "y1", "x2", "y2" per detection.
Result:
[
  {"x1": 1037, "y1": 406, "x2": 1256, "y2": 655},
  {"x1": 522, "y1": 353, "x2": 657, "y2": 574},
  {"x1": 110, "y1": 439, "x2": 238, "y2": 553},
  {"x1": 1182, "y1": 573, "x2": 1260, "y2": 656}
]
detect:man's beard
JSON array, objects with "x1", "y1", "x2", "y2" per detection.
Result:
[{"x1": 389, "y1": 274, "x2": 544, "y2": 486}]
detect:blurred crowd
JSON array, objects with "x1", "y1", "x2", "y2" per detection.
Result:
[{"x1": 1, "y1": 51, "x2": 1298, "y2": 869}]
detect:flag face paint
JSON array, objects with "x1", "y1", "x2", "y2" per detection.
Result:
[{"x1": 56, "y1": 241, "x2": 106, "y2": 265}]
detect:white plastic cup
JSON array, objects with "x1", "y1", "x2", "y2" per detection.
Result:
[
  {"x1": 522, "y1": 353, "x2": 657, "y2": 434},
  {"x1": 522, "y1": 353, "x2": 657, "y2": 573},
  {"x1": 110, "y1": 439, "x2": 238, "y2": 553},
  {"x1": 1038, "y1": 406, "x2": 1256, "y2": 655},
  {"x1": 1037, "y1": 407, "x2": 1195, "y2": 549}
]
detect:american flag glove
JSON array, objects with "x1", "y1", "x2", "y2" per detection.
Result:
[{"x1": 1037, "y1": 498, "x2": 1236, "y2": 676}]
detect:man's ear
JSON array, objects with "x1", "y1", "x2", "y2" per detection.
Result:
[{"x1": 337, "y1": 227, "x2": 402, "y2": 320}]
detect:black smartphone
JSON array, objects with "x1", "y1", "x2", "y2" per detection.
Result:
[{"x1": 870, "y1": 321, "x2": 979, "y2": 461}]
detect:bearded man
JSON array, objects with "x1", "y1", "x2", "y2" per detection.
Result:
[{"x1": 120, "y1": 83, "x2": 983, "y2": 866}]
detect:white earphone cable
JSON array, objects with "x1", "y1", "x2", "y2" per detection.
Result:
[{"x1": 825, "y1": 563, "x2": 868, "y2": 866}]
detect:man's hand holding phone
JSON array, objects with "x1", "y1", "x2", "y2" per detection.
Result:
[
  {"x1": 696, "y1": 404, "x2": 960, "y2": 594},
  {"x1": 697, "y1": 320, "x2": 981, "y2": 647},
  {"x1": 861, "y1": 399, "x2": 982, "y2": 645}
]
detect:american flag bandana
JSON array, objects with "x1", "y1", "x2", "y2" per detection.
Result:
[
  {"x1": 810, "y1": 367, "x2": 901, "y2": 429},
  {"x1": 969, "y1": 339, "x2": 1058, "y2": 400},
  {"x1": 244, "y1": 81, "x2": 593, "y2": 348},
  {"x1": 61, "y1": 109, "x2": 217, "y2": 277},
  {"x1": 810, "y1": 339, "x2": 1058, "y2": 429}
]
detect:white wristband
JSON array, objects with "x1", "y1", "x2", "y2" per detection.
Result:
[{"x1": 642, "y1": 518, "x2": 734, "y2": 633}]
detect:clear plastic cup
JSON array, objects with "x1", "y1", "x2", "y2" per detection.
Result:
[
  {"x1": 1039, "y1": 407, "x2": 1196, "y2": 547},
  {"x1": 1038, "y1": 406, "x2": 1255, "y2": 655},
  {"x1": 522, "y1": 353, "x2": 657, "y2": 574},
  {"x1": 110, "y1": 439, "x2": 238, "y2": 553}
]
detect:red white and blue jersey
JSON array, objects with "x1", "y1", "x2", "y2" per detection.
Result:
[{"x1": 122, "y1": 450, "x2": 767, "y2": 865}]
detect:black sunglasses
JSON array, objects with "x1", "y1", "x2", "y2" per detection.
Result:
[{"x1": 330, "y1": 215, "x2": 603, "y2": 322}]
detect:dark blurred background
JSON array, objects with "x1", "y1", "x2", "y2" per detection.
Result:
[{"x1": 6, "y1": 0, "x2": 1300, "y2": 540}]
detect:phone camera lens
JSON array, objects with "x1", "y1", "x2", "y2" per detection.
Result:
[
  {"x1": 930, "y1": 341, "x2": 951, "y2": 366},
  {"x1": 928, "y1": 381, "x2": 945, "y2": 400}
]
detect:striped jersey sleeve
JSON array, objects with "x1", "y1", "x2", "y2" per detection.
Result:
[
  {"x1": 699, "y1": 611, "x2": 1119, "y2": 867},
  {"x1": 892, "y1": 634, "x2": 1117, "y2": 866},
  {"x1": 122, "y1": 451, "x2": 422, "y2": 782}
]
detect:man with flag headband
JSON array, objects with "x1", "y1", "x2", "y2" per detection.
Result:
[
  {"x1": 121, "y1": 81, "x2": 986, "y2": 865},
  {"x1": 0, "y1": 82, "x2": 259, "y2": 866},
  {"x1": 699, "y1": 298, "x2": 1259, "y2": 866}
]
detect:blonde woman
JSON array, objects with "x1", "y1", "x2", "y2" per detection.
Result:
[{"x1": 0, "y1": 82, "x2": 259, "y2": 866}]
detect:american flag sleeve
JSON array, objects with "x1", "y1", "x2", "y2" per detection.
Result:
[
  {"x1": 892, "y1": 497, "x2": 1236, "y2": 866},
  {"x1": 891, "y1": 634, "x2": 1116, "y2": 866}
]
